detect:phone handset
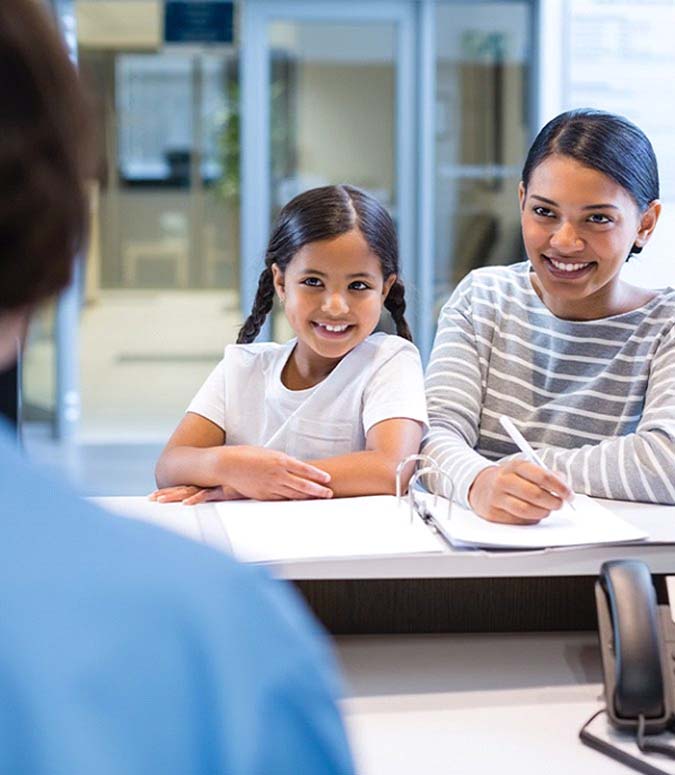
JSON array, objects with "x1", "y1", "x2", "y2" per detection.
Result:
[{"x1": 599, "y1": 559, "x2": 666, "y2": 723}]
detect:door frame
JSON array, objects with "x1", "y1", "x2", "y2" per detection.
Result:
[{"x1": 240, "y1": 0, "x2": 421, "y2": 342}]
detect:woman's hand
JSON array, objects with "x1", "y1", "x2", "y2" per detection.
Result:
[
  {"x1": 468, "y1": 460, "x2": 573, "y2": 524},
  {"x1": 217, "y1": 446, "x2": 333, "y2": 501}
]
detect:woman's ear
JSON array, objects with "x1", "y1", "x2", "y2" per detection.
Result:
[
  {"x1": 382, "y1": 274, "x2": 397, "y2": 300},
  {"x1": 271, "y1": 263, "x2": 285, "y2": 303},
  {"x1": 518, "y1": 181, "x2": 526, "y2": 211},
  {"x1": 634, "y1": 200, "x2": 661, "y2": 250}
]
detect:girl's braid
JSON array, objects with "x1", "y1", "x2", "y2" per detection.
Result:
[{"x1": 236, "y1": 266, "x2": 276, "y2": 343}]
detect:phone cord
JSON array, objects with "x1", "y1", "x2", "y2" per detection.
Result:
[{"x1": 637, "y1": 715, "x2": 675, "y2": 759}]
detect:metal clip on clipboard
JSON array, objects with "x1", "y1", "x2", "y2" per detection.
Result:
[{"x1": 395, "y1": 455, "x2": 453, "y2": 538}]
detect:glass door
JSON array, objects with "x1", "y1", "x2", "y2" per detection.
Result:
[{"x1": 240, "y1": 1, "x2": 416, "y2": 341}]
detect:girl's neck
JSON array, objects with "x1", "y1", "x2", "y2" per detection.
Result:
[{"x1": 281, "y1": 341, "x2": 344, "y2": 391}]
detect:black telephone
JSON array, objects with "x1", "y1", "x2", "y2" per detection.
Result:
[
  {"x1": 584, "y1": 559, "x2": 675, "y2": 771},
  {"x1": 596, "y1": 559, "x2": 675, "y2": 734}
]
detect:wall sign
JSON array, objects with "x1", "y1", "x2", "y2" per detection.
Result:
[{"x1": 164, "y1": 1, "x2": 234, "y2": 45}]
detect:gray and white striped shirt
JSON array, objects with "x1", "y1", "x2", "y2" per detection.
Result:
[{"x1": 422, "y1": 262, "x2": 675, "y2": 507}]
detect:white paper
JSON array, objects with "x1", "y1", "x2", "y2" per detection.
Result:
[
  {"x1": 214, "y1": 495, "x2": 445, "y2": 563},
  {"x1": 93, "y1": 496, "x2": 203, "y2": 543},
  {"x1": 423, "y1": 493, "x2": 648, "y2": 550}
]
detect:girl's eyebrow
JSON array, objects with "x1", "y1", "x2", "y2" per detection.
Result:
[
  {"x1": 300, "y1": 269, "x2": 378, "y2": 280},
  {"x1": 530, "y1": 194, "x2": 618, "y2": 210}
]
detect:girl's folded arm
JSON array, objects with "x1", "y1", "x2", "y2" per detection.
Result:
[
  {"x1": 154, "y1": 412, "x2": 228, "y2": 489},
  {"x1": 306, "y1": 417, "x2": 424, "y2": 497}
]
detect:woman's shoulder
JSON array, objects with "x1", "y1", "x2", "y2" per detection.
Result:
[
  {"x1": 460, "y1": 261, "x2": 531, "y2": 292},
  {"x1": 442, "y1": 261, "x2": 533, "y2": 313}
]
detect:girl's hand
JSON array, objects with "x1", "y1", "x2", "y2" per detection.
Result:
[
  {"x1": 149, "y1": 484, "x2": 241, "y2": 504},
  {"x1": 220, "y1": 446, "x2": 333, "y2": 501},
  {"x1": 468, "y1": 460, "x2": 573, "y2": 525}
]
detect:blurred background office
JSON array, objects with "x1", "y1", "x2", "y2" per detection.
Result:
[{"x1": 18, "y1": 0, "x2": 675, "y2": 493}]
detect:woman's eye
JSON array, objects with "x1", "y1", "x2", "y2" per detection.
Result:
[
  {"x1": 588, "y1": 213, "x2": 611, "y2": 224},
  {"x1": 349, "y1": 281, "x2": 370, "y2": 291},
  {"x1": 533, "y1": 206, "x2": 555, "y2": 218},
  {"x1": 301, "y1": 277, "x2": 323, "y2": 287}
]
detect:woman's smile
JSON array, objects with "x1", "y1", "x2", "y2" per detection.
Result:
[{"x1": 542, "y1": 254, "x2": 596, "y2": 280}]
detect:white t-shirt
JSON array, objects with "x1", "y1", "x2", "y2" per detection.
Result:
[{"x1": 187, "y1": 333, "x2": 428, "y2": 460}]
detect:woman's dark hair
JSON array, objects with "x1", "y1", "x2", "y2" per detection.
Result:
[
  {"x1": 521, "y1": 108, "x2": 659, "y2": 256},
  {"x1": 238, "y1": 184, "x2": 412, "y2": 343},
  {"x1": 0, "y1": 0, "x2": 92, "y2": 312}
]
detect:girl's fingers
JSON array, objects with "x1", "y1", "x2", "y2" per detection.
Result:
[
  {"x1": 183, "y1": 489, "x2": 210, "y2": 506},
  {"x1": 285, "y1": 474, "x2": 333, "y2": 499},
  {"x1": 152, "y1": 486, "x2": 200, "y2": 503},
  {"x1": 285, "y1": 458, "x2": 331, "y2": 484}
]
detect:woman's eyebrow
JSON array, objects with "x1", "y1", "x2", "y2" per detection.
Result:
[{"x1": 530, "y1": 194, "x2": 618, "y2": 210}]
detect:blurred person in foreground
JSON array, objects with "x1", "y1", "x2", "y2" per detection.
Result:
[{"x1": 0, "y1": 2, "x2": 354, "y2": 773}]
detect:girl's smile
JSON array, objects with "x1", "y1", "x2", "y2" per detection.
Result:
[
  {"x1": 272, "y1": 228, "x2": 395, "y2": 387},
  {"x1": 519, "y1": 155, "x2": 660, "y2": 320}
]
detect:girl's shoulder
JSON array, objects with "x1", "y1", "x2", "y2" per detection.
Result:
[
  {"x1": 358, "y1": 332, "x2": 422, "y2": 361},
  {"x1": 222, "y1": 340, "x2": 293, "y2": 372}
]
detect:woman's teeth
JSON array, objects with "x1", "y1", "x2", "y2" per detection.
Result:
[{"x1": 548, "y1": 257, "x2": 591, "y2": 272}]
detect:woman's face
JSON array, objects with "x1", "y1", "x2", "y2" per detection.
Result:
[{"x1": 519, "y1": 154, "x2": 660, "y2": 319}]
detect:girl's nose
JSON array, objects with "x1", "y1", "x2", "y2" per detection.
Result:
[
  {"x1": 550, "y1": 221, "x2": 584, "y2": 252},
  {"x1": 322, "y1": 292, "x2": 349, "y2": 316}
]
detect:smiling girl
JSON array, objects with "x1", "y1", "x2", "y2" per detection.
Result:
[
  {"x1": 152, "y1": 185, "x2": 427, "y2": 503},
  {"x1": 423, "y1": 109, "x2": 675, "y2": 524}
]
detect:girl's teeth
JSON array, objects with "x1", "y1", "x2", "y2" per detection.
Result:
[
  {"x1": 322, "y1": 324, "x2": 348, "y2": 332},
  {"x1": 549, "y1": 258, "x2": 590, "y2": 272}
]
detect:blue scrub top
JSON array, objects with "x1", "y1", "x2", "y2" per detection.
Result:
[{"x1": 0, "y1": 421, "x2": 354, "y2": 774}]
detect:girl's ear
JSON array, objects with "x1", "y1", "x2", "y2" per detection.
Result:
[
  {"x1": 518, "y1": 181, "x2": 526, "y2": 211},
  {"x1": 271, "y1": 263, "x2": 285, "y2": 302},
  {"x1": 382, "y1": 273, "x2": 397, "y2": 300},
  {"x1": 635, "y1": 200, "x2": 661, "y2": 250}
]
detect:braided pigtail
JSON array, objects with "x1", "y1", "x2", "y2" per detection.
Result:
[
  {"x1": 236, "y1": 266, "x2": 275, "y2": 343},
  {"x1": 384, "y1": 279, "x2": 412, "y2": 341}
]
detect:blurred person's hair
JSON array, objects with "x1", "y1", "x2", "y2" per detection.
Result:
[{"x1": 0, "y1": 0, "x2": 92, "y2": 312}]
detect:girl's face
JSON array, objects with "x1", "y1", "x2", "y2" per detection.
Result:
[
  {"x1": 272, "y1": 228, "x2": 395, "y2": 366},
  {"x1": 519, "y1": 154, "x2": 660, "y2": 319}
]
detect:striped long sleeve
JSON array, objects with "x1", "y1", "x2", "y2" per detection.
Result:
[{"x1": 421, "y1": 263, "x2": 675, "y2": 507}]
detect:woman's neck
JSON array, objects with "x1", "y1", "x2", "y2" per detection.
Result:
[{"x1": 529, "y1": 273, "x2": 656, "y2": 320}]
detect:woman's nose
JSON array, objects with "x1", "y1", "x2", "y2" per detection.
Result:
[
  {"x1": 322, "y1": 292, "x2": 349, "y2": 316},
  {"x1": 550, "y1": 221, "x2": 584, "y2": 252}
]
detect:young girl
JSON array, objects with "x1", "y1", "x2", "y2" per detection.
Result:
[
  {"x1": 423, "y1": 108, "x2": 675, "y2": 524},
  {"x1": 152, "y1": 184, "x2": 427, "y2": 504}
]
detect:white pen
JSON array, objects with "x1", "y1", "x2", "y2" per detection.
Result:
[{"x1": 499, "y1": 415, "x2": 576, "y2": 510}]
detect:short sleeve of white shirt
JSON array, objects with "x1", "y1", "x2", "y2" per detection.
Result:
[
  {"x1": 185, "y1": 335, "x2": 427, "y2": 454},
  {"x1": 187, "y1": 359, "x2": 227, "y2": 429},
  {"x1": 361, "y1": 338, "x2": 428, "y2": 434}
]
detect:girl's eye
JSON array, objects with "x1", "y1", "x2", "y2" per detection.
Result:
[
  {"x1": 533, "y1": 206, "x2": 555, "y2": 218},
  {"x1": 588, "y1": 213, "x2": 612, "y2": 224},
  {"x1": 349, "y1": 281, "x2": 370, "y2": 291},
  {"x1": 301, "y1": 277, "x2": 323, "y2": 287}
]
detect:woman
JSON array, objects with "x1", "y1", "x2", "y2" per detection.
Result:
[{"x1": 423, "y1": 108, "x2": 674, "y2": 524}]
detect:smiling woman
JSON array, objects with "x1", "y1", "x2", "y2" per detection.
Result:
[{"x1": 422, "y1": 109, "x2": 675, "y2": 524}]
